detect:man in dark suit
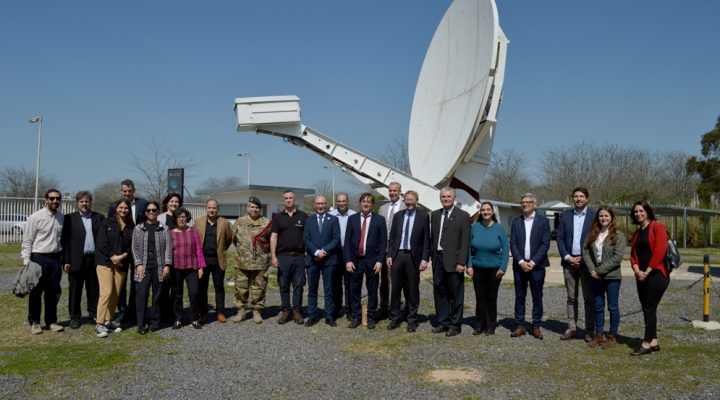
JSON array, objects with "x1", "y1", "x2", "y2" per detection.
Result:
[
  {"x1": 386, "y1": 190, "x2": 430, "y2": 333},
  {"x1": 62, "y1": 191, "x2": 105, "y2": 329},
  {"x1": 510, "y1": 193, "x2": 551, "y2": 340},
  {"x1": 344, "y1": 192, "x2": 387, "y2": 329},
  {"x1": 110, "y1": 179, "x2": 148, "y2": 324},
  {"x1": 430, "y1": 187, "x2": 470, "y2": 337},
  {"x1": 557, "y1": 187, "x2": 597, "y2": 341},
  {"x1": 303, "y1": 195, "x2": 341, "y2": 327}
]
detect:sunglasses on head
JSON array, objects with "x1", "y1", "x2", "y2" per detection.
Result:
[{"x1": 146, "y1": 208, "x2": 159, "y2": 213}]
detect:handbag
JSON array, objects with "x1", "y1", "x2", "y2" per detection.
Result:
[{"x1": 664, "y1": 238, "x2": 682, "y2": 273}]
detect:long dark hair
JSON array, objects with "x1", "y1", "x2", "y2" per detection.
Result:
[
  {"x1": 480, "y1": 201, "x2": 498, "y2": 223},
  {"x1": 114, "y1": 199, "x2": 134, "y2": 230},
  {"x1": 586, "y1": 205, "x2": 618, "y2": 247},
  {"x1": 630, "y1": 200, "x2": 656, "y2": 225},
  {"x1": 162, "y1": 192, "x2": 183, "y2": 212}
]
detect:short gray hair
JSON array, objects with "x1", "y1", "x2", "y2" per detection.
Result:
[
  {"x1": 520, "y1": 193, "x2": 536, "y2": 203},
  {"x1": 439, "y1": 187, "x2": 455, "y2": 197}
]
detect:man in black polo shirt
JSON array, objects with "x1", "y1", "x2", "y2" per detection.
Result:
[{"x1": 271, "y1": 190, "x2": 308, "y2": 325}]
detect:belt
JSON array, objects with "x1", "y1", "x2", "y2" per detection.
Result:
[
  {"x1": 84, "y1": 252, "x2": 95, "y2": 257},
  {"x1": 32, "y1": 252, "x2": 61, "y2": 260},
  {"x1": 399, "y1": 249, "x2": 412, "y2": 254}
]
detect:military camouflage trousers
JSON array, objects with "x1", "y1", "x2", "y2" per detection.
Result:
[{"x1": 234, "y1": 268, "x2": 269, "y2": 311}]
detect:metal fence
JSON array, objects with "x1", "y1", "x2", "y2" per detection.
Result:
[{"x1": 0, "y1": 197, "x2": 207, "y2": 244}]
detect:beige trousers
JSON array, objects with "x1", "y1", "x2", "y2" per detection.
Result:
[{"x1": 96, "y1": 265, "x2": 126, "y2": 325}]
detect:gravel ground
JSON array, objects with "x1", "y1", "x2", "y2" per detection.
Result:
[{"x1": 2, "y1": 271, "x2": 720, "y2": 399}]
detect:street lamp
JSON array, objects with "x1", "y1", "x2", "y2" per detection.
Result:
[
  {"x1": 238, "y1": 152, "x2": 251, "y2": 186},
  {"x1": 324, "y1": 165, "x2": 335, "y2": 209},
  {"x1": 28, "y1": 116, "x2": 43, "y2": 210}
]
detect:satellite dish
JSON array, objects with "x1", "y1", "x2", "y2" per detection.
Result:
[{"x1": 408, "y1": 0, "x2": 506, "y2": 197}]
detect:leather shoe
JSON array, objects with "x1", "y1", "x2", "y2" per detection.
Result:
[
  {"x1": 407, "y1": 324, "x2": 417, "y2": 333},
  {"x1": 651, "y1": 344, "x2": 660, "y2": 352},
  {"x1": 367, "y1": 320, "x2": 376, "y2": 329},
  {"x1": 631, "y1": 346, "x2": 653, "y2": 356},
  {"x1": 584, "y1": 332, "x2": 595, "y2": 343},
  {"x1": 472, "y1": 329, "x2": 483, "y2": 336},
  {"x1": 216, "y1": 313, "x2": 226, "y2": 323},
  {"x1": 432, "y1": 325, "x2": 449, "y2": 334},
  {"x1": 325, "y1": 318, "x2": 337, "y2": 327},
  {"x1": 305, "y1": 318, "x2": 318, "y2": 327},
  {"x1": 69, "y1": 319, "x2": 81, "y2": 330},
  {"x1": 510, "y1": 325, "x2": 526, "y2": 337},
  {"x1": 277, "y1": 310, "x2": 290, "y2": 325},
  {"x1": 532, "y1": 327, "x2": 543, "y2": 340},
  {"x1": 446, "y1": 328, "x2": 460, "y2": 337},
  {"x1": 293, "y1": 309, "x2": 304, "y2": 325},
  {"x1": 137, "y1": 326, "x2": 149, "y2": 335},
  {"x1": 560, "y1": 329, "x2": 576, "y2": 340},
  {"x1": 172, "y1": 320, "x2": 182, "y2": 330},
  {"x1": 348, "y1": 319, "x2": 361, "y2": 329},
  {"x1": 191, "y1": 321, "x2": 202, "y2": 329},
  {"x1": 387, "y1": 320, "x2": 401, "y2": 330}
]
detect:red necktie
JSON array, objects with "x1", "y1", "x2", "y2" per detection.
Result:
[{"x1": 358, "y1": 214, "x2": 369, "y2": 255}]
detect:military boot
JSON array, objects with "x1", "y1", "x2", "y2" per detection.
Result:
[
  {"x1": 232, "y1": 308, "x2": 247, "y2": 323},
  {"x1": 253, "y1": 310, "x2": 263, "y2": 324}
]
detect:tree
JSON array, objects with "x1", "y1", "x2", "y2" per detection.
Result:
[
  {"x1": 479, "y1": 149, "x2": 532, "y2": 202},
  {"x1": 312, "y1": 178, "x2": 333, "y2": 201},
  {"x1": 92, "y1": 180, "x2": 121, "y2": 215},
  {"x1": 378, "y1": 135, "x2": 411, "y2": 174},
  {"x1": 127, "y1": 138, "x2": 195, "y2": 202},
  {"x1": 687, "y1": 116, "x2": 720, "y2": 206},
  {"x1": 0, "y1": 166, "x2": 60, "y2": 198},
  {"x1": 195, "y1": 176, "x2": 243, "y2": 199}
]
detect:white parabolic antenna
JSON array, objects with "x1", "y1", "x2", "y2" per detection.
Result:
[{"x1": 234, "y1": 0, "x2": 508, "y2": 214}]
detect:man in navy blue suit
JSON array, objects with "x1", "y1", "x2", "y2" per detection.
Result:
[
  {"x1": 557, "y1": 187, "x2": 597, "y2": 341},
  {"x1": 344, "y1": 192, "x2": 387, "y2": 329},
  {"x1": 303, "y1": 195, "x2": 341, "y2": 327},
  {"x1": 510, "y1": 193, "x2": 551, "y2": 340}
]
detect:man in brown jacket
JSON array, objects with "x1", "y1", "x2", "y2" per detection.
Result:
[{"x1": 195, "y1": 199, "x2": 234, "y2": 323}]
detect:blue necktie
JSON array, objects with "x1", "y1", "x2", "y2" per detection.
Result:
[
  {"x1": 402, "y1": 212, "x2": 412, "y2": 250},
  {"x1": 318, "y1": 214, "x2": 324, "y2": 233}
]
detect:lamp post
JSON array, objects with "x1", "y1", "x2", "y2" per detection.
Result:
[
  {"x1": 324, "y1": 165, "x2": 335, "y2": 209},
  {"x1": 28, "y1": 116, "x2": 43, "y2": 210},
  {"x1": 238, "y1": 152, "x2": 251, "y2": 186}
]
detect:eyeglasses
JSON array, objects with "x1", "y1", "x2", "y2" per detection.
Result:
[
  {"x1": 146, "y1": 208, "x2": 159, "y2": 213},
  {"x1": 48, "y1": 197, "x2": 61, "y2": 201}
]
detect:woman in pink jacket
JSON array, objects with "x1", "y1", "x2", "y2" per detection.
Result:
[{"x1": 171, "y1": 208, "x2": 206, "y2": 329}]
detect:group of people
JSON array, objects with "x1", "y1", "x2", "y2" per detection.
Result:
[{"x1": 20, "y1": 181, "x2": 670, "y2": 356}]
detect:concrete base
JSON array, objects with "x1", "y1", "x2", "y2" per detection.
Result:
[{"x1": 691, "y1": 320, "x2": 720, "y2": 330}]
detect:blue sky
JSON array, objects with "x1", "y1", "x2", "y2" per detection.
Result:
[{"x1": 2, "y1": 0, "x2": 718, "y2": 199}]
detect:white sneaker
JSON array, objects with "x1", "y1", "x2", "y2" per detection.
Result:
[
  {"x1": 48, "y1": 323, "x2": 64, "y2": 332},
  {"x1": 95, "y1": 325, "x2": 108, "y2": 338},
  {"x1": 31, "y1": 323, "x2": 42, "y2": 335}
]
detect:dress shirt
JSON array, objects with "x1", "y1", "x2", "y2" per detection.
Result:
[
  {"x1": 81, "y1": 212, "x2": 95, "y2": 254},
  {"x1": 437, "y1": 206, "x2": 454, "y2": 251},
  {"x1": 130, "y1": 199, "x2": 137, "y2": 224},
  {"x1": 329, "y1": 208, "x2": 356, "y2": 245},
  {"x1": 21, "y1": 207, "x2": 64, "y2": 264},
  {"x1": 399, "y1": 210, "x2": 416, "y2": 250},
  {"x1": 523, "y1": 212, "x2": 535, "y2": 262},
  {"x1": 571, "y1": 207, "x2": 587, "y2": 256},
  {"x1": 386, "y1": 200, "x2": 400, "y2": 234}
]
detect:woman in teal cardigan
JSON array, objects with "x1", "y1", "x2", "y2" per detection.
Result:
[{"x1": 466, "y1": 202, "x2": 509, "y2": 335}]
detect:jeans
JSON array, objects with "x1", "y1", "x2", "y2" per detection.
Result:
[
  {"x1": 306, "y1": 262, "x2": 335, "y2": 319},
  {"x1": 27, "y1": 253, "x2": 62, "y2": 325},
  {"x1": 591, "y1": 278, "x2": 621, "y2": 335}
]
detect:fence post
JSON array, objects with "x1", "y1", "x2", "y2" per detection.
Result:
[{"x1": 704, "y1": 254, "x2": 710, "y2": 322}]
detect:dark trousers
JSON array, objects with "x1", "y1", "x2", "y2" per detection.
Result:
[
  {"x1": 379, "y1": 260, "x2": 390, "y2": 311},
  {"x1": 161, "y1": 270, "x2": 176, "y2": 323},
  {"x1": 68, "y1": 254, "x2": 99, "y2": 320},
  {"x1": 117, "y1": 263, "x2": 137, "y2": 323},
  {"x1": 350, "y1": 257, "x2": 379, "y2": 321},
  {"x1": 136, "y1": 267, "x2": 166, "y2": 329},
  {"x1": 591, "y1": 278, "x2": 621, "y2": 335},
  {"x1": 332, "y1": 249, "x2": 351, "y2": 317},
  {"x1": 472, "y1": 267, "x2": 502, "y2": 332},
  {"x1": 637, "y1": 270, "x2": 669, "y2": 341},
  {"x1": 278, "y1": 255, "x2": 306, "y2": 311},
  {"x1": 307, "y1": 262, "x2": 334, "y2": 319},
  {"x1": 27, "y1": 253, "x2": 62, "y2": 325},
  {"x1": 432, "y1": 256, "x2": 464, "y2": 330},
  {"x1": 390, "y1": 252, "x2": 420, "y2": 326},
  {"x1": 513, "y1": 267, "x2": 545, "y2": 327},
  {"x1": 174, "y1": 268, "x2": 201, "y2": 321},
  {"x1": 198, "y1": 262, "x2": 225, "y2": 316}
]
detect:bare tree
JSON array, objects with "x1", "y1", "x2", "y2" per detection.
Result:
[
  {"x1": 0, "y1": 166, "x2": 60, "y2": 198},
  {"x1": 92, "y1": 180, "x2": 121, "y2": 216},
  {"x1": 479, "y1": 149, "x2": 532, "y2": 202},
  {"x1": 378, "y1": 135, "x2": 411, "y2": 174},
  {"x1": 312, "y1": 178, "x2": 333, "y2": 200},
  {"x1": 127, "y1": 138, "x2": 195, "y2": 202}
]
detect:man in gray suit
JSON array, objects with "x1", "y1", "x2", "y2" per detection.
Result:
[
  {"x1": 377, "y1": 182, "x2": 405, "y2": 320},
  {"x1": 430, "y1": 187, "x2": 470, "y2": 337}
]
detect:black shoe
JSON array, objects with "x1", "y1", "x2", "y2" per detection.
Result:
[
  {"x1": 407, "y1": 324, "x2": 418, "y2": 333},
  {"x1": 149, "y1": 324, "x2": 160, "y2": 332},
  {"x1": 367, "y1": 320, "x2": 376, "y2": 329},
  {"x1": 172, "y1": 320, "x2": 182, "y2": 330},
  {"x1": 631, "y1": 346, "x2": 653, "y2": 356},
  {"x1": 137, "y1": 326, "x2": 149, "y2": 335},
  {"x1": 486, "y1": 328, "x2": 495, "y2": 336},
  {"x1": 446, "y1": 328, "x2": 460, "y2": 337},
  {"x1": 349, "y1": 319, "x2": 360, "y2": 329},
  {"x1": 345, "y1": 313, "x2": 352, "y2": 321},
  {"x1": 325, "y1": 318, "x2": 337, "y2": 327},
  {"x1": 472, "y1": 329, "x2": 483, "y2": 336},
  {"x1": 191, "y1": 321, "x2": 202, "y2": 330},
  {"x1": 651, "y1": 345, "x2": 660, "y2": 352},
  {"x1": 305, "y1": 318, "x2": 318, "y2": 327},
  {"x1": 387, "y1": 320, "x2": 401, "y2": 330},
  {"x1": 432, "y1": 325, "x2": 449, "y2": 334},
  {"x1": 69, "y1": 319, "x2": 81, "y2": 330}
]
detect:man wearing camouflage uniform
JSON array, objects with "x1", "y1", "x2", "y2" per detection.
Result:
[{"x1": 231, "y1": 197, "x2": 271, "y2": 324}]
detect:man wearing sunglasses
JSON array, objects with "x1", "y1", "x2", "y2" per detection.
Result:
[{"x1": 21, "y1": 189, "x2": 65, "y2": 335}]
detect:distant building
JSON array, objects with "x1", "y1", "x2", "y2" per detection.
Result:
[{"x1": 196, "y1": 184, "x2": 315, "y2": 219}]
